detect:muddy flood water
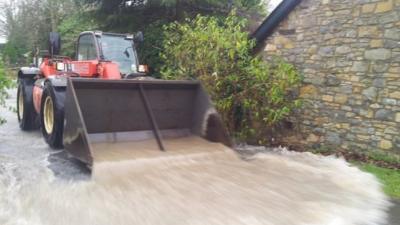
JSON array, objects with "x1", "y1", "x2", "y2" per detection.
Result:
[{"x1": 0, "y1": 89, "x2": 394, "y2": 225}]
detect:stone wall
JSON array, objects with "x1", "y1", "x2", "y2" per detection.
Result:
[{"x1": 262, "y1": 0, "x2": 400, "y2": 153}]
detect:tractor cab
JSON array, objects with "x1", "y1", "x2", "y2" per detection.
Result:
[
  {"x1": 75, "y1": 31, "x2": 147, "y2": 78},
  {"x1": 36, "y1": 31, "x2": 147, "y2": 80}
]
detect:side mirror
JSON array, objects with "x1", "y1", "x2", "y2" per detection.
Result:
[
  {"x1": 49, "y1": 32, "x2": 61, "y2": 57},
  {"x1": 134, "y1": 31, "x2": 144, "y2": 43}
]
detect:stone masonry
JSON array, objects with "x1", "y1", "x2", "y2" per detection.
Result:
[{"x1": 263, "y1": 0, "x2": 400, "y2": 153}]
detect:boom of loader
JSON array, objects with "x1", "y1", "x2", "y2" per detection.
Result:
[{"x1": 63, "y1": 78, "x2": 232, "y2": 167}]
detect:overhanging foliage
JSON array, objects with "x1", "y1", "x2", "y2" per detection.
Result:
[{"x1": 160, "y1": 14, "x2": 302, "y2": 142}]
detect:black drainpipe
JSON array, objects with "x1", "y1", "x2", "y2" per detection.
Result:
[{"x1": 251, "y1": 0, "x2": 302, "y2": 48}]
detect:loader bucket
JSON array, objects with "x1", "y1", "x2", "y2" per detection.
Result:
[{"x1": 63, "y1": 78, "x2": 232, "y2": 167}]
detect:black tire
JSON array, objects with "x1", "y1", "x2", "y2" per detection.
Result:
[
  {"x1": 17, "y1": 79, "x2": 39, "y2": 130},
  {"x1": 40, "y1": 82, "x2": 65, "y2": 149}
]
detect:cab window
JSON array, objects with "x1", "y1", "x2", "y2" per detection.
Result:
[{"x1": 77, "y1": 34, "x2": 98, "y2": 60}]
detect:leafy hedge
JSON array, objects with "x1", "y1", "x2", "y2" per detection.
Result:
[
  {"x1": 136, "y1": 21, "x2": 166, "y2": 78},
  {"x1": 160, "y1": 14, "x2": 303, "y2": 142},
  {"x1": 58, "y1": 12, "x2": 99, "y2": 58},
  {"x1": 0, "y1": 61, "x2": 12, "y2": 124}
]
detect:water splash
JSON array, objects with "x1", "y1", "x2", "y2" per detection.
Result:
[
  {"x1": 0, "y1": 89, "x2": 391, "y2": 225},
  {"x1": 0, "y1": 147, "x2": 391, "y2": 225}
]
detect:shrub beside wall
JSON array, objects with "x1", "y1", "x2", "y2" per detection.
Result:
[{"x1": 161, "y1": 14, "x2": 302, "y2": 143}]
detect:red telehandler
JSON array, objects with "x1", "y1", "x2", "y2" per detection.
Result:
[{"x1": 17, "y1": 32, "x2": 231, "y2": 167}]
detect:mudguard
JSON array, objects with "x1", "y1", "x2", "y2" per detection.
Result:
[
  {"x1": 47, "y1": 76, "x2": 68, "y2": 87},
  {"x1": 18, "y1": 67, "x2": 40, "y2": 79}
]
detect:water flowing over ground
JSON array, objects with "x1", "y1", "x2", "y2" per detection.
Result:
[{"x1": 0, "y1": 89, "x2": 393, "y2": 225}]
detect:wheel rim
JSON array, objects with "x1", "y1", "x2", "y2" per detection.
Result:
[
  {"x1": 43, "y1": 96, "x2": 54, "y2": 134},
  {"x1": 18, "y1": 89, "x2": 24, "y2": 120}
]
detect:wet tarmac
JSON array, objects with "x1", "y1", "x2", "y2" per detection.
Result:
[{"x1": 0, "y1": 89, "x2": 394, "y2": 225}]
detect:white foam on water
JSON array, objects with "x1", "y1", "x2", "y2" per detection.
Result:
[
  {"x1": 0, "y1": 148, "x2": 391, "y2": 225},
  {"x1": 0, "y1": 89, "x2": 392, "y2": 225},
  {"x1": 250, "y1": 148, "x2": 391, "y2": 225}
]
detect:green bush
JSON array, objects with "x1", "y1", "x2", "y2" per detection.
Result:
[
  {"x1": 160, "y1": 13, "x2": 302, "y2": 142},
  {"x1": 58, "y1": 12, "x2": 99, "y2": 58},
  {"x1": 137, "y1": 21, "x2": 167, "y2": 78},
  {"x1": 2, "y1": 40, "x2": 27, "y2": 65},
  {"x1": 0, "y1": 61, "x2": 12, "y2": 124}
]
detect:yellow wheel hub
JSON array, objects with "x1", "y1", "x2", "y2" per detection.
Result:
[
  {"x1": 18, "y1": 90, "x2": 24, "y2": 120},
  {"x1": 44, "y1": 96, "x2": 54, "y2": 134}
]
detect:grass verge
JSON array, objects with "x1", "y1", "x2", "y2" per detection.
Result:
[
  {"x1": 310, "y1": 146, "x2": 400, "y2": 169},
  {"x1": 355, "y1": 162, "x2": 400, "y2": 199},
  {"x1": 308, "y1": 146, "x2": 400, "y2": 199}
]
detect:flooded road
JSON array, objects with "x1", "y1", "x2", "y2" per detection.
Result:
[{"x1": 0, "y1": 89, "x2": 393, "y2": 225}]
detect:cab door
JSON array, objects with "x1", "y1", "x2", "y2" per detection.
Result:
[{"x1": 71, "y1": 33, "x2": 99, "y2": 77}]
